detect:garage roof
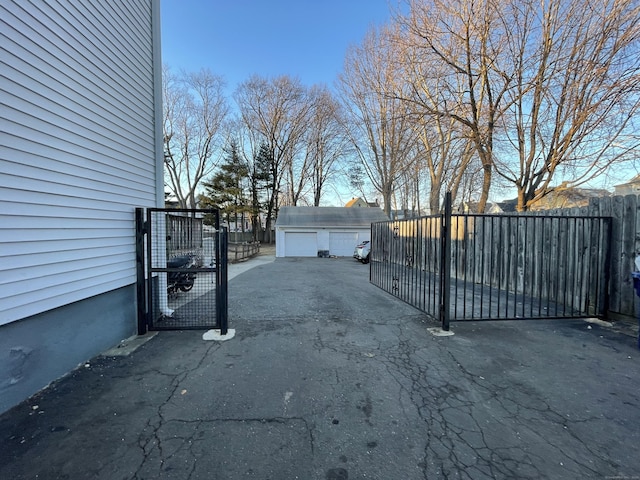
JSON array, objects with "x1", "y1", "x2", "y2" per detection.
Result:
[{"x1": 276, "y1": 206, "x2": 389, "y2": 227}]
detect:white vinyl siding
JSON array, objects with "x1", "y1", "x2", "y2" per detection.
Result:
[{"x1": 0, "y1": 0, "x2": 160, "y2": 325}]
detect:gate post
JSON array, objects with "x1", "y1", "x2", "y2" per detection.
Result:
[
  {"x1": 135, "y1": 208, "x2": 147, "y2": 335},
  {"x1": 216, "y1": 226, "x2": 229, "y2": 335},
  {"x1": 440, "y1": 192, "x2": 452, "y2": 331}
]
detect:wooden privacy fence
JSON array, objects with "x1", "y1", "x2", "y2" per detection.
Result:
[
  {"x1": 371, "y1": 193, "x2": 615, "y2": 329},
  {"x1": 447, "y1": 214, "x2": 611, "y2": 322},
  {"x1": 228, "y1": 242, "x2": 260, "y2": 263},
  {"x1": 530, "y1": 194, "x2": 640, "y2": 321}
]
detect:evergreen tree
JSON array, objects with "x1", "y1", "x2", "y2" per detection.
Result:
[
  {"x1": 200, "y1": 141, "x2": 249, "y2": 235},
  {"x1": 251, "y1": 143, "x2": 275, "y2": 242}
]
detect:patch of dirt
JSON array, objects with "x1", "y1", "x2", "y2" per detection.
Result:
[{"x1": 258, "y1": 244, "x2": 276, "y2": 256}]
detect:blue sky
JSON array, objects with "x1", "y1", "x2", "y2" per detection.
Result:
[{"x1": 160, "y1": 0, "x2": 396, "y2": 92}]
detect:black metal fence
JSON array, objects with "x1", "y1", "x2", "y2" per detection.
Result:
[
  {"x1": 370, "y1": 194, "x2": 612, "y2": 330},
  {"x1": 136, "y1": 208, "x2": 228, "y2": 333}
]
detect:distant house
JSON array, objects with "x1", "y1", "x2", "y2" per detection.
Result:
[
  {"x1": 345, "y1": 197, "x2": 380, "y2": 208},
  {"x1": 529, "y1": 187, "x2": 610, "y2": 211},
  {"x1": 613, "y1": 175, "x2": 640, "y2": 196},
  {"x1": 390, "y1": 207, "x2": 432, "y2": 220},
  {"x1": 459, "y1": 201, "x2": 506, "y2": 214},
  {"x1": 0, "y1": 1, "x2": 163, "y2": 413},
  {"x1": 275, "y1": 207, "x2": 389, "y2": 257}
]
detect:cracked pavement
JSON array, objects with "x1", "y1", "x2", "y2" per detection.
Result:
[{"x1": 1, "y1": 256, "x2": 639, "y2": 479}]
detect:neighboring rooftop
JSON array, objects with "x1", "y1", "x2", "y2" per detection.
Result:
[
  {"x1": 276, "y1": 206, "x2": 389, "y2": 227},
  {"x1": 613, "y1": 174, "x2": 640, "y2": 196},
  {"x1": 345, "y1": 197, "x2": 380, "y2": 208}
]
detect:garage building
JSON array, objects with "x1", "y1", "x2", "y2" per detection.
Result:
[{"x1": 275, "y1": 206, "x2": 389, "y2": 257}]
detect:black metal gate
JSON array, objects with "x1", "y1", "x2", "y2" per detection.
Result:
[
  {"x1": 136, "y1": 208, "x2": 228, "y2": 333},
  {"x1": 370, "y1": 194, "x2": 612, "y2": 330}
]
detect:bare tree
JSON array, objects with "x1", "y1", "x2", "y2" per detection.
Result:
[
  {"x1": 408, "y1": 80, "x2": 477, "y2": 213},
  {"x1": 163, "y1": 66, "x2": 229, "y2": 208},
  {"x1": 338, "y1": 25, "x2": 418, "y2": 216},
  {"x1": 304, "y1": 85, "x2": 349, "y2": 206},
  {"x1": 493, "y1": 0, "x2": 640, "y2": 210},
  {"x1": 397, "y1": 0, "x2": 640, "y2": 211},
  {"x1": 234, "y1": 75, "x2": 311, "y2": 241},
  {"x1": 396, "y1": 0, "x2": 513, "y2": 212}
]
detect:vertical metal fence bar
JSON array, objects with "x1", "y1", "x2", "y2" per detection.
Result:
[
  {"x1": 504, "y1": 215, "x2": 509, "y2": 318},
  {"x1": 426, "y1": 218, "x2": 431, "y2": 314},
  {"x1": 477, "y1": 215, "x2": 483, "y2": 319},
  {"x1": 411, "y1": 218, "x2": 420, "y2": 305},
  {"x1": 385, "y1": 222, "x2": 390, "y2": 296},
  {"x1": 370, "y1": 223, "x2": 374, "y2": 284},
  {"x1": 217, "y1": 226, "x2": 228, "y2": 335},
  {"x1": 430, "y1": 217, "x2": 436, "y2": 316},
  {"x1": 564, "y1": 217, "x2": 570, "y2": 316},
  {"x1": 146, "y1": 210, "x2": 155, "y2": 327},
  {"x1": 461, "y1": 215, "x2": 468, "y2": 319},
  {"x1": 135, "y1": 208, "x2": 147, "y2": 335},
  {"x1": 480, "y1": 216, "x2": 493, "y2": 317},
  {"x1": 409, "y1": 219, "x2": 415, "y2": 306},
  {"x1": 393, "y1": 221, "x2": 398, "y2": 299},
  {"x1": 379, "y1": 223, "x2": 383, "y2": 286},
  {"x1": 451, "y1": 216, "x2": 458, "y2": 320},
  {"x1": 559, "y1": 217, "x2": 565, "y2": 316},
  {"x1": 535, "y1": 217, "x2": 543, "y2": 317},
  {"x1": 417, "y1": 218, "x2": 423, "y2": 311},
  {"x1": 513, "y1": 215, "x2": 519, "y2": 318},
  {"x1": 520, "y1": 216, "x2": 526, "y2": 318},
  {"x1": 496, "y1": 215, "x2": 503, "y2": 318},
  {"x1": 471, "y1": 215, "x2": 477, "y2": 319},
  {"x1": 581, "y1": 217, "x2": 588, "y2": 315},
  {"x1": 441, "y1": 192, "x2": 452, "y2": 330}
]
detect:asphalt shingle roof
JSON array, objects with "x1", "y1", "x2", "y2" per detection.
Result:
[{"x1": 276, "y1": 206, "x2": 389, "y2": 227}]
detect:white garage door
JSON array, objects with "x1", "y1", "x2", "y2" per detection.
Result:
[
  {"x1": 284, "y1": 232, "x2": 318, "y2": 257},
  {"x1": 329, "y1": 232, "x2": 358, "y2": 257}
]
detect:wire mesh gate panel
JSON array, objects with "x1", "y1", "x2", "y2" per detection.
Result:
[
  {"x1": 137, "y1": 208, "x2": 228, "y2": 332},
  {"x1": 370, "y1": 203, "x2": 612, "y2": 329}
]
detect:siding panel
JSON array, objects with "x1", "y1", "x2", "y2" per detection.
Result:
[{"x1": 0, "y1": 0, "x2": 159, "y2": 325}]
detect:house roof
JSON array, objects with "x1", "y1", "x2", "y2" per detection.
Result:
[
  {"x1": 344, "y1": 197, "x2": 363, "y2": 207},
  {"x1": 614, "y1": 174, "x2": 640, "y2": 188},
  {"x1": 276, "y1": 206, "x2": 389, "y2": 227},
  {"x1": 345, "y1": 197, "x2": 380, "y2": 208}
]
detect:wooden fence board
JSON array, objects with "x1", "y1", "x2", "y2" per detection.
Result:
[{"x1": 619, "y1": 195, "x2": 637, "y2": 314}]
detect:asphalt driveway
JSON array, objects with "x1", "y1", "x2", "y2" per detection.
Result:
[{"x1": 1, "y1": 255, "x2": 639, "y2": 479}]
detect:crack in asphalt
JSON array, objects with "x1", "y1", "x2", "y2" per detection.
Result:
[
  {"x1": 132, "y1": 341, "x2": 222, "y2": 479},
  {"x1": 307, "y1": 315, "x2": 633, "y2": 479}
]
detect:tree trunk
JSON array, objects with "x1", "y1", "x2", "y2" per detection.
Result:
[
  {"x1": 382, "y1": 185, "x2": 393, "y2": 217},
  {"x1": 429, "y1": 181, "x2": 441, "y2": 214},
  {"x1": 476, "y1": 161, "x2": 492, "y2": 213}
]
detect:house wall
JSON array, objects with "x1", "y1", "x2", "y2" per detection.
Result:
[
  {"x1": 0, "y1": 0, "x2": 162, "y2": 413},
  {"x1": 0, "y1": 286, "x2": 134, "y2": 413}
]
